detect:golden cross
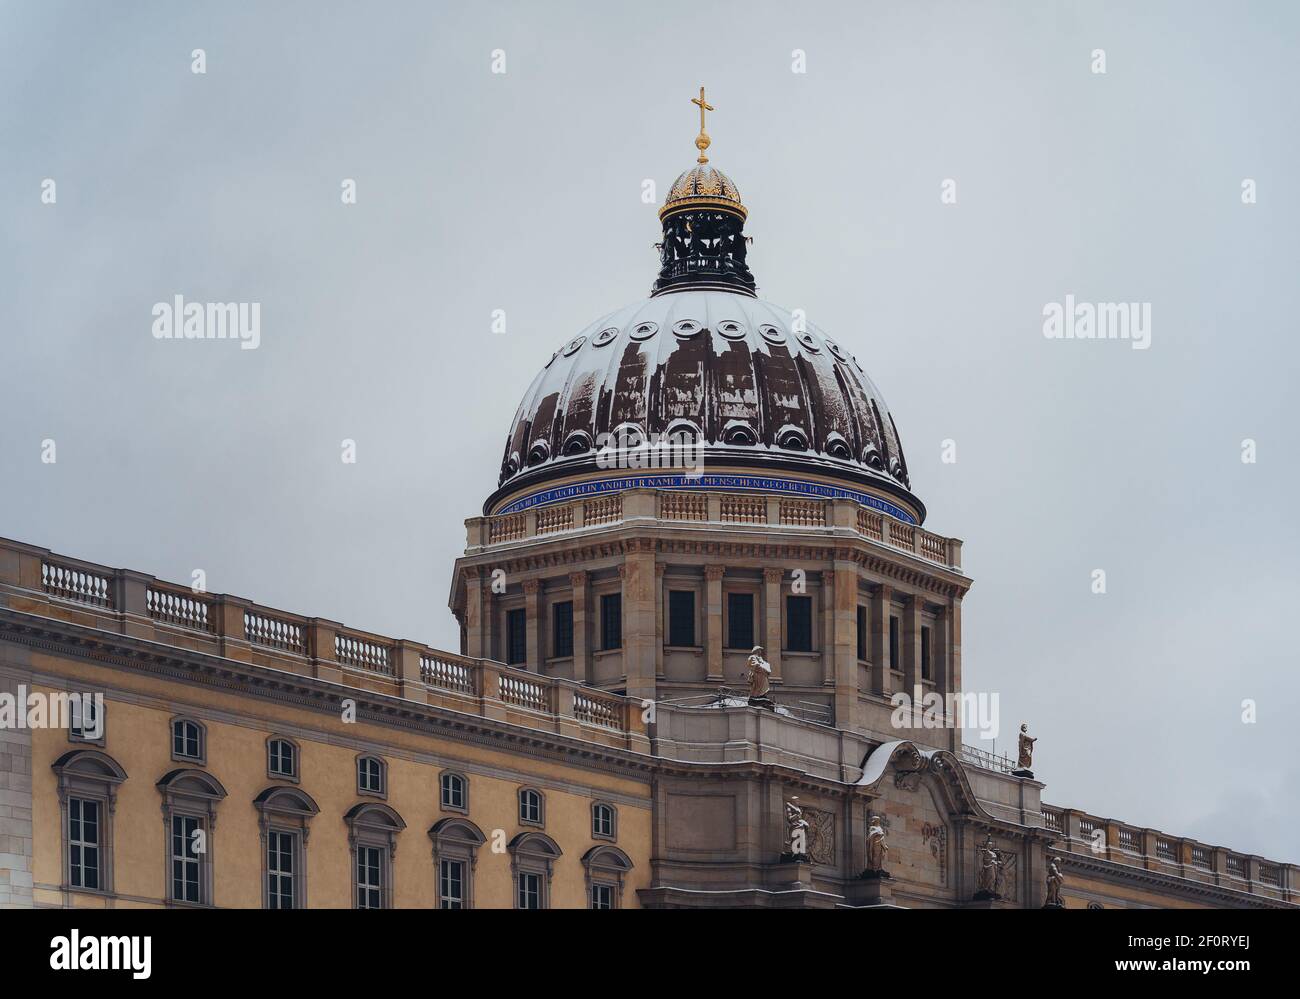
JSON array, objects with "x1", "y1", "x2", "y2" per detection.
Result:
[{"x1": 691, "y1": 86, "x2": 714, "y2": 163}]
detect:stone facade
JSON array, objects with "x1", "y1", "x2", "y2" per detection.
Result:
[
  {"x1": 0, "y1": 668, "x2": 34, "y2": 908},
  {"x1": 1, "y1": 533, "x2": 1293, "y2": 909}
]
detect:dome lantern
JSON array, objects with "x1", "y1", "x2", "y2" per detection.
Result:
[{"x1": 652, "y1": 87, "x2": 755, "y2": 297}]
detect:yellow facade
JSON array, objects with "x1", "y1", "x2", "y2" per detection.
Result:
[{"x1": 22, "y1": 649, "x2": 650, "y2": 910}]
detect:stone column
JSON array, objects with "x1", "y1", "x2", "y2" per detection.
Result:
[
  {"x1": 654, "y1": 564, "x2": 666, "y2": 680},
  {"x1": 569, "y1": 571, "x2": 590, "y2": 684},
  {"x1": 869, "y1": 584, "x2": 893, "y2": 696},
  {"x1": 821, "y1": 571, "x2": 836, "y2": 686},
  {"x1": 622, "y1": 541, "x2": 657, "y2": 701},
  {"x1": 523, "y1": 579, "x2": 542, "y2": 673},
  {"x1": 902, "y1": 595, "x2": 921, "y2": 695},
  {"x1": 763, "y1": 568, "x2": 783, "y2": 683},
  {"x1": 464, "y1": 569, "x2": 485, "y2": 659},
  {"x1": 832, "y1": 557, "x2": 859, "y2": 730},
  {"x1": 705, "y1": 564, "x2": 725, "y2": 682},
  {"x1": 948, "y1": 597, "x2": 964, "y2": 695}
]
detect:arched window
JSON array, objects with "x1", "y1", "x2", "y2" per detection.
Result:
[
  {"x1": 509, "y1": 832, "x2": 562, "y2": 909},
  {"x1": 51, "y1": 749, "x2": 127, "y2": 895},
  {"x1": 591, "y1": 802, "x2": 617, "y2": 841},
  {"x1": 439, "y1": 771, "x2": 468, "y2": 813},
  {"x1": 170, "y1": 717, "x2": 206, "y2": 764},
  {"x1": 267, "y1": 737, "x2": 299, "y2": 781},
  {"x1": 67, "y1": 694, "x2": 105, "y2": 745},
  {"x1": 518, "y1": 787, "x2": 544, "y2": 827},
  {"x1": 344, "y1": 802, "x2": 405, "y2": 909},
  {"x1": 356, "y1": 754, "x2": 386, "y2": 797},
  {"x1": 583, "y1": 845, "x2": 634, "y2": 909},
  {"x1": 254, "y1": 786, "x2": 319, "y2": 909},
  {"x1": 429, "y1": 817, "x2": 486, "y2": 909},
  {"x1": 156, "y1": 768, "x2": 228, "y2": 906}
]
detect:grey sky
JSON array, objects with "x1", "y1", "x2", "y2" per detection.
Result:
[{"x1": 1, "y1": 0, "x2": 1296, "y2": 860}]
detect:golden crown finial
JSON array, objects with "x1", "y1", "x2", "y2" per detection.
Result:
[{"x1": 691, "y1": 86, "x2": 714, "y2": 163}]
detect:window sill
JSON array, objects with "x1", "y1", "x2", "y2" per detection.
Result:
[{"x1": 663, "y1": 645, "x2": 703, "y2": 654}]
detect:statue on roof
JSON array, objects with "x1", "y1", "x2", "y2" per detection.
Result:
[
  {"x1": 744, "y1": 646, "x2": 773, "y2": 709},
  {"x1": 1013, "y1": 723, "x2": 1037, "y2": 778}
]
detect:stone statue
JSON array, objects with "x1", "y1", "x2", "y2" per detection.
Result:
[
  {"x1": 1044, "y1": 855, "x2": 1065, "y2": 908},
  {"x1": 744, "y1": 646, "x2": 773, "y2": 706},
  {"x1": 862, "y1": 815, "x2": 890, "y2": 878},
  {"x1": 1013, "y1": 722, "x2": 1037, "y2": 777},
  {"x1": 784, "y1": 797, "x2": 810, "y2": 860},
  {"x1": 975, "y1": 835, "x2": 1002, "y2": 899}
]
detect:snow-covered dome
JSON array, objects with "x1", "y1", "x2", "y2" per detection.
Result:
[{"x1": 490, "y1": 291, "x2": 920, "y2": 518}]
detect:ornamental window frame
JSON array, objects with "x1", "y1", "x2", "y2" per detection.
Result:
[
  {"x1": 344, "y1": 802, "x2": 405, "y2": 910},
  {"x1": 509, "y1": 831, "x2": 562, "y2": 910},
  {"x1": 169, "y1": 716, "x2": 207, "y2": 765},
  {"x1": 356, "y1": 753, "x2": 387, "y2": 798},
  {"x1": 518, "y1": 786, "x2": 545, "y2": 828},
  {"x1": 591, "y1": 801, "x2": 617, "y2": 842},
  {"x1": 253, "y1": 785, "x2": 319, "y2": 909},
  {"x1": 67, "y1": 694, "x2": 105, "y2": 747},
  {"x1": 156, "y1": 768, "x2": 228, "y2": 908},
  {"x1": 51, "y1": 749, "x2": 127, "y2": 896},
  {"x1": 439, "y1": 770, "x2": 469, "y2": 814},
  {"x1": 429, "y1": 817, "x2": 487, "y2": 910},
  {"x1": 266, "y1": 736, "x2": 300, "y2": 782},
  {"x1": 583, "y1": 844, "x2": 633, "y2": 910}
]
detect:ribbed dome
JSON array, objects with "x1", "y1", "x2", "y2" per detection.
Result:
[
  {"x1": 491, "y1": 291, "x2": 920, "y2": 518},
  {"x1": 660, "y1": 164, "x2": 746, "y2": 221}
]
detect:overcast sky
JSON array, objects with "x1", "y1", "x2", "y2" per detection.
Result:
[{"x1": 1, "y1": 0, "x2": 1296, "y2": 862}]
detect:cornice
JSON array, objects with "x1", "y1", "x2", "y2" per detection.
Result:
[
  {"x1": 0, "y1": 607, "x2": 656, "y2": 783},
  {"x1": 1056, "y1": 849, "x2": 1294, "y2": 909}
]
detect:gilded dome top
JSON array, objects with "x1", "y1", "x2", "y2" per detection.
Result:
[{"x1": 660, "y1": 164, "x2": 747, "y2": 221}]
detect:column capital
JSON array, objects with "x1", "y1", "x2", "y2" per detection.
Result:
[
  {"x1": 705, "y1": 564, "x2": 726, "y2": 581},
  {"x1": 568, "y1": 570, "x2": 588, "y2": 588},
  {"x1": 522, "y1": 578, "x2": 542, "y2": 595},
  {"x1": 763, "y1": 567, "x2": 784, "y2": 584}
]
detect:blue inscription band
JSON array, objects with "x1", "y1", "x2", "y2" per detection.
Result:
[{"x1": 496, "y1": 473, "x2": 917, "y2": 525}]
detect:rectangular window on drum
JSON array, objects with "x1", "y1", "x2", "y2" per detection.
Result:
[
  {"x1": 726, "y1": 592, "x2": 753, "y2": 649},
  {"x1": 552, "y1": 601, "x2": 573, "y2": 658},
  {"x1": 668, "y1": 590, "x2": 695, "y2": 647},
  {"x1": 786, "y1": 595, "x2": 812, "y2": 652},
  {"x1": 506, "y1": 608, "x2": 527, "y2": 665},
  {"x1": 600, "y1": 594, "x2": 622, "y2": 650}
]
